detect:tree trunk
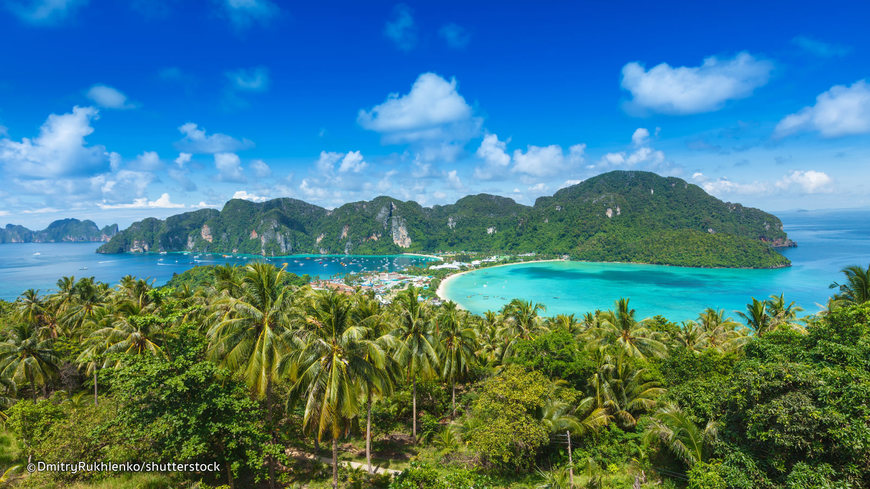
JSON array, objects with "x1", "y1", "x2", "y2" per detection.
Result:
[
  {"x1": 412, "y1": 377, "x2": 417, "y2": 444},
  {"x1": 366, "y1": 392, "x2": 373, "y2": 473},
  {"x1": 265, "y1": 378, "x2": 277, "y2": 489},
  {"x1": 227, "y1": 461, "x2": 235, "y2": 489},
  {"x1": 451, "y1": 382, "x2": 456, "y2": 417},
  {"x1": 314, "y1": 435, "x2": 320, "y2": 453},
  {"x1": 93, "y1": 368, "x2": 98, "y2": 407},
  {"x1": 332, "y1": 437, "x2": 339, "y2": 489}
]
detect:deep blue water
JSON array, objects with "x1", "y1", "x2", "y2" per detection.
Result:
[
  {"x1": 0, "y1": 246, "x2": 433, "y2": 300},
  {"x1": 442, "y1": 209, "x2": 870, "y2": 321}
]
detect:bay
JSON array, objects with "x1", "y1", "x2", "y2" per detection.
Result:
[
  {"x1": 442, "y1": 209, "x2": 870, "y2": 321},
  {"x1": 0, "y1": 246, "x2": 433, "y2": 300}
]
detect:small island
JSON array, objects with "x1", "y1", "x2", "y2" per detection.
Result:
[{"x1": 97, "y1": 171, "x2": 794, "y2": 269}]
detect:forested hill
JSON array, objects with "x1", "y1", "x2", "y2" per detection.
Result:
[
  {"x1": 0, "y1": 218, "x2": 118, "y2": 243},
  {"x1": 97, "y1": 171, "x2": 794, "y2": 268}
]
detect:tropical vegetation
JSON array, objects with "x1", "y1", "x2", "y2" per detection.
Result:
[{"x1": 0, "y1": 262, "x2": 868, "y2": 489}]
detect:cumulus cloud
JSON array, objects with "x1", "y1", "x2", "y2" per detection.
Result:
[
  {"x1": 214, "y1": 153, "x2": 246, "y2": 182},
  {"x1": 91, "y1": 170, "x2": 155, "y2": 203},
  {"x1": 792, "y1": 36, "x2": 851, "y2": 58},
  {"x1": 0, "y1": 106, "x2": 109, "y2": 178},
  {"x1": 439, "y1": 23, "x2": 470, "y2": 49},
  {"x1": 621, "y1": 52, "x2": 773, "y2": 115},
  {"x1": 98, "y1": 192, "x2": 184, "y2": 209},
  {"x1": 129, "y1": 151, "x2": 163, "y2": 171},
  {"x1": 5, "y1": 0, "x2": 87, "y2": 24},
  {"x1": 775, "y1": 170, "x2": 833, "y2": 193},
  {"x1": 384, "y1": 4, "x2": 416, "y2": 51},
  {"x1": 174, "y1": 152, "x2": 192, "y2": 167},
  {"x1": 337, "y1": 151, "x2": 367, "y2": 173},
  {"x1": 598, "y1": 127, "x2": 665, "y2": 170},
  {"x1": 512, "y1": 144, "x2": 585, "y2": 177},
  {"x1": 358, "y1": 72, "x2": 478, "y2": 145},
  {"x1": 226, "y1": 66, "x2": 270, "y2": 92},
  {"x1": 314, "y1": 150, "x2": 368, "y2": 175},
  {"x1": 250, "y1": 159, "x2": 271, "y2": 178},
  {"x1": 231, "y1": 190, "x2": 268, "y2": 202},
  {"x1": 175, "y1": 123, "x2": 253, "y2": 153},
  {"x1": 691, "y1": 172, "x2": 767, "y2": 195},
  {"x1": 774, "y1": 80, "x2": 870, "y2": 138},
  {"x1": 692, "y1": 170, "x2": 833, "y2": 197},
  {"x1": 473, "y1": 133, "x2": 511, "y2": 179},
  {"x1": 222, "y1": 0, "x2": 278, "y2": 30},
  {"x1": 85, "y1": 84, "x2": 136, "y2": 109}
]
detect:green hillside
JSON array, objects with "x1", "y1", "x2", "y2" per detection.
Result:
[
  {"x1": 97, "y1": 171, "x2": 794, "y2": 268},
  {"x1": 0, "y1": 218, "x2": 118, "y2": 243}
]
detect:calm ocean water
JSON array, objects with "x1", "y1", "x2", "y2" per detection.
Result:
[
  {"x1": 443, "y1": 209, "x2": 870, "y2": 321},
  {"x1": 0, "y1": 247, "x2": 433, "y2": 301}
]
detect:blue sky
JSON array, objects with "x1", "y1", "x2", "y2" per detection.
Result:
[{"x1": 1, "y1": 0, "x2": 869, "y2": 229}]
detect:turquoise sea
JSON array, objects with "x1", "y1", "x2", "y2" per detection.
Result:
[
  {"x1": 442, "y1": 209, "x2": 870, "y2": 321},
  {"x1": 0, "y1": 247, "x2": 433, "y2": 300}
]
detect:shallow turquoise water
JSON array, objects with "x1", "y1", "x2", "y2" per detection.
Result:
[
  {"x1": 0, "y1": 247, "x2": 433, "y2": 300},
  {"x1": 443, "y1": 210, "x2": 870, "y2": 321}
]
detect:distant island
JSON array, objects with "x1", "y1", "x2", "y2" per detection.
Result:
[
  {"x1": 0, "y1": 218, "x2": 118, "y2": 243},
  {"x1": 95, "y1": 171, "x2": 794, "y2": 269}
]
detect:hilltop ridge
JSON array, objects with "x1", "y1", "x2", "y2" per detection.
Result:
[
  {"x1": 96, "y1": 171, "x2": 793, "y2": 268},
  {"x1": 0, "y1": 218, "x2": 118, "y2": 243}
]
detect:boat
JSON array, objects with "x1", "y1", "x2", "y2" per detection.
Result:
[
  {"x1": 80, "y1": 266, "x2": 88, "y2": 270},
  {"x1": 32, "y1": 252, "x2": 41, "y2": 256}
]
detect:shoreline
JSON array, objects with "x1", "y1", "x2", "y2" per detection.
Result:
[{"x1": 435, "y1": 259, "x2": 564, "y2": 305}]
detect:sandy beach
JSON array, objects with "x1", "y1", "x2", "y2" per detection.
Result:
[{"x1": 435, "y1": 259, "x2": 565, "y2": 304}]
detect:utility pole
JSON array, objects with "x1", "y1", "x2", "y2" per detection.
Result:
[{"x1": 566, "y1": 430, "x2": 574, "y2": 487}]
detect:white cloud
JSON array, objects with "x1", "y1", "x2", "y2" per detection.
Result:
[
  {"x1": 250, "y1": 159, "x2": 271, "y2": 177},
  {"x1": 91, "y1": 170, "x2": 155, "y2": 203},
  {"x1": 174, "y1": 152, "x2": 191, "y2": 167},
  {"x1": 214, "y1": 153, "x2": 246, "y2": 182},
  {"x1": 175, "y1": 123, "x2": 253, "y2": 153},
  {"x1": 512, "y1": 144, "x2": 585, "y2": 177},
  {"x1": 384, "y1": 3, "x2": 416, "y2": 51},
  {"x1": 792, "y1": 36, "x2": 850, "y2": 58},
  {"x1": 358, "y1": 72, "x2": 478, "y2": 144},
  {"x1": 775, "y1": 170, "x2": 833, "y2": 193},
  {"x1": 0, "y1": 106, "x2": 109, "y2": 178},
  {"x1": 85, "y1": 84, "x2": 136, "y2": 109},
  {"x1": 131, "y1": 151, "x2": 162, "y2": 171},
  {"x1": 621, "y1": 52, "x2": 773, "y2": 114},
  {"x1": 6, "y1": 0, "x2": 86, "y2": 24},
  {"x1": 99, "y1": 192, "x2": 184, "y2": 209},
  {"x1": 439, "y1": 23, "x2": 470, "y2": 49},
  {"x1": 631, "y1": 127, "x2": 650, "y2": 146},
  {"x1": 223, "y1": 0, "x2": 278, "y2": 29},
  {"x1": 226, "y1": 66, "x2": 270, "y2": 92},
  {"x1": 473, "y1": 133, "x2": 512, "y2": 179},
  {"x1": 774, "y1": 80, "x2": 870, "y2": 138},
  {"x1": 446, "y1": 169, "x2": 463, "y2": 189},
  {"x1": 598, "y1": 127, "x2": 666, "y2": 170},
  {"x1": 357, "y1": 73, "x2": 481, "y2": 152},
  {"x1": 231, "y1": 190, "x2": 267, "y2": 202},
  {"x1": 691, "y1": 173, "x2": 767, "y2": 196},
  {"x1": 337, "y1": 151, "x2": 367, "y2": 173}
]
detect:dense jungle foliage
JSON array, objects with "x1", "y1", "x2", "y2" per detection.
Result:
[{"x1": 1, "y1": 262, "x2": 868, "y2": 489}]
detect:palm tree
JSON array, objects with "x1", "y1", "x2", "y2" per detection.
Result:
[
  {"x1": 207, "y1": 262, "x2": 295, "y2": 489},
  {"x1": 588, "y1": 299, "x2": 667, "y2": 359},
  {"x1": 0, "y1": 323, "x2": 59, "y2": 402},
  {"x1": 539, "y1": 397, "x2": 610, "y2": 438},
  {"x1": 288, "y1": 290, "x2": 385, "y2": 489},
  {"x1": 390, "y1": 286, "x2": 439, "y2": 444},
  {"x1": 644, "y1": 403, "x2": 718, "y2": 467},
  {"x1": 674, "y1": 321, "x2": 706, "y2": 353},
  {"x1": 350, "y1": 293, "x2": 395, "y2": 473},
  {"x1": 829, "y1": 264, "x2": 870, "y2": 307},
  {"x1": 696, "y1": 308, "x2": 747, "y2": 352},
  {"x1": 437, "y1": 302, "x2": 477, "y2": 416},
  {"x1": 61, "y1": 277, "x2": 108, "y2": 337},
  {"x1": 91, "y1": 304, "x2": 167, "y2": 361},
  {"x1": 766, "y1": 294, "x2": 805, "y2": 332},
  {"x1": 498, "y1": 299, "x2": 545, "y2": 360},
  {"x1": 736, "y1": 297, "x2": 771, "y2": 336},
  {"x1": 591, "y1": 353, "x2": 664, "y2": 429}
]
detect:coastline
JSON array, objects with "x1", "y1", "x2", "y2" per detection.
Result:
[
  {"x1": 435, "y1": 259, "x2": 564, "y2": 305},
  {"x1": 402, "y1": 252, "x2": 443, "y2": 261}
]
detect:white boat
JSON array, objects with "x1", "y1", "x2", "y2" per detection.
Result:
[{"x1": 32, "y1": 252, "x2": 41, "y2": 256}]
